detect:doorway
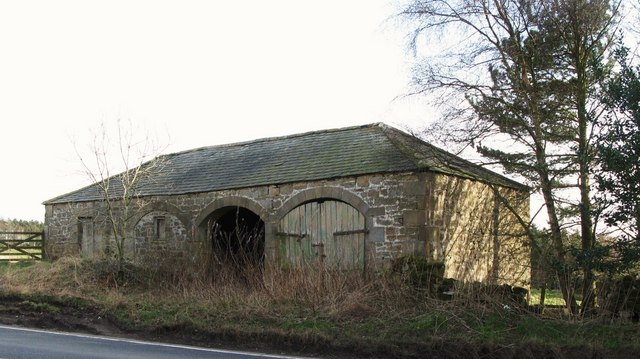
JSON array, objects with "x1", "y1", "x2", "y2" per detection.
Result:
[{"x1": 207, "y1": 206, "x2": 265, "y2": 270}]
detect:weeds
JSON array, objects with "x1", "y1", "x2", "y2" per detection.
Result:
[{"x1": 0, "y1": 256, "x2": 639, "y2": 357}]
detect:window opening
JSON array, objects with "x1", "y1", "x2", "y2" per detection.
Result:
[{"x1": 154, "y1": 216, "x2": 166, "y2": 240}]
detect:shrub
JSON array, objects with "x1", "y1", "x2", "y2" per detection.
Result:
[{"x1": 599, "y1": 275, "x2": 640, "y2": 322}]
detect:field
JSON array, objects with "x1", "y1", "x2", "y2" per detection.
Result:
[
  {"x1": 529, "y1": 288, "x2": 578, "y2": 307},
  {"x1": 0, "y1": 259, "x2": 638, "y2": 358}
]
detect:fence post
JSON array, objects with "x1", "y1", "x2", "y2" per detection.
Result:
[{"x1": 41, "y1": 230, "x2": 45, "y2": 260}]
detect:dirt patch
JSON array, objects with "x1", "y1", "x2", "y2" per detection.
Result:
[
  {"x1": 0, "y1": 293, "x2": 123, "y2": 337},
  {"x1": 0, "y1": 293, "x2": 634, "y2": 359}
]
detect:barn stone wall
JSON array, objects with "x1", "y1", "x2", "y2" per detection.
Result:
[
  {"x1": 44, "y1": 170, "x2": 530, "y2": 286},
  {"x1": 423, "y1": 174, "x2": 530, "y2": 286}
]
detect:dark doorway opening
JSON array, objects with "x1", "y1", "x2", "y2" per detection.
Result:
[{"x1": 208, "y1": 207, "x2": 265, "y2": 270}]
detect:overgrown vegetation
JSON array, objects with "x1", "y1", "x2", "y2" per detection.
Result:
[
  {"x1": 596, "y1": 43, "x2": 640, "y2": 272},
  {"x1": 0, "y1": 258, "x2": 638, "y2": 358},
  {"x1": 75, "y1": 120, "x2": 166, "y2": 279}
]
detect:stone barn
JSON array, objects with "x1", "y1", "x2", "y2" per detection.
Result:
[{"x1": 44, "y1": 123, "x2": 530, "y2": 286}]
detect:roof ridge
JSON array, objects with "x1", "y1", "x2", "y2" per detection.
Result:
[
  {"x1": 379, "y1": 124, "x2": 528, "y2": 190},
  {"x1": 376, "y1": 123, "x2": 424, "y2": 168},
  {"x1": 165, "y1": 122, "x2": 384, "y2": 158}
]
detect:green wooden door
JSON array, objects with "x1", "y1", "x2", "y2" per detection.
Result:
[{"x1": 277, "y1": 200, "x2": 366, "y2": 269}]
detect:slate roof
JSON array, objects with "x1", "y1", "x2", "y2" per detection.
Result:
[{"x1": 44, "y1": 123, "x2": 526, "y2": 205}]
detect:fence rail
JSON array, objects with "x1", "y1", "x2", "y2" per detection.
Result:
[{"x1": 0, "y1": 231, "x2": 44, "y2": 261}]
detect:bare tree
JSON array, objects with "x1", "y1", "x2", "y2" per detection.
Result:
[
  {"x1": 75, "y1": 120, "x2": 167, "y2": 278},
  {"x1": 399, "y1": 0, "x2": 621, "y2": 314}
]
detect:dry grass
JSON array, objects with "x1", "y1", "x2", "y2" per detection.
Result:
[
  {"x1": 0, "y1": 257, "x2": 456, "y2": 327},
  {"x1": 1, "y1": 257, "x2": 639, "y2": 358}
]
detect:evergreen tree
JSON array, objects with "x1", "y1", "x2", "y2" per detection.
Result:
[
  {"x1": 597, "y1": 45, "x2": 640, "y2": 269},
  {"x1": 401, "y1": 0, "x2": 620, "y2": 313}
]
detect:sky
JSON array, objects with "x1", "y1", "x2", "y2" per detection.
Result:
[{"x1": 0, "y1": 0, "x2": 439, "y2": 221}]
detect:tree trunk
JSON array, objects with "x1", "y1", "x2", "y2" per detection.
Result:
[
  {"x1": 539, "y1": 284, "x2": 547, "y2": 314},
  {"x1": 575, "y1": 38, "x2": 596, "y2": 315},
  {"x1": 579, "y1": 135, "x2": 596, "y2": 314},
  {"x1": 540, "y1": 171, "x2": 579, "y2": 314}
]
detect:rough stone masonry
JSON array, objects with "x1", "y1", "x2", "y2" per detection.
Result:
[{"x1": 44, "y1": 123, "x2": 531, "y2": 287}]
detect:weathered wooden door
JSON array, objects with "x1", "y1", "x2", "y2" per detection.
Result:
[
  {"x1": 277, "y1": 200, "x2": 366, "y2": 269},
  {"x1": 78, "y1": 217, "x2": 95, "y2": 257}
]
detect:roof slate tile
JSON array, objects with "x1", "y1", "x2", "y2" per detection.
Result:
[{"x1": 44, "y1": 123, "x2": 526, "y2": 204}]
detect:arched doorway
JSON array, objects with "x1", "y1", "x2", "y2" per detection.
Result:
[
  {"x1": 277, "y1": 199, "x2": 366, "y2": 269},
  {"x1": 133, "y1": 211, "x2": 188, "y2": 259},
  {"x1": 205, "y1": 206, "x2": 265, "y2": 270}
]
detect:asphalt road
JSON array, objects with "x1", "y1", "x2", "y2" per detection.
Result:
[{"x1": 0, "y1": 325, "x2": 309, "y2": 359}]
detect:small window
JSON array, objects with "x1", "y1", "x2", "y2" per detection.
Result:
[{"x1": 154, "y1": 216, "x2": 166, "y2": 240}]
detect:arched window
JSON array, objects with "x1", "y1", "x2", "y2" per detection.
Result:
[{"x1": 134, "y1": 211, "x2": 188, "y2": 258}]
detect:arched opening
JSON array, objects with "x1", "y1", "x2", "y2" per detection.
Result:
[
  {"x1": 205, "y1": 206, "x2": 265, "y2": 270},
  {"x1": 133, "y1": 211, "x2": 188, "y2": 259},
  {"x1": 277, "y1": 198, "x2": 366, "y2": 269}
]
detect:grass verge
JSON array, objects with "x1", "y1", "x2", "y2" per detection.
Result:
[{"x1": 0, "y1": 258, "x2": 638, "y2": 358}]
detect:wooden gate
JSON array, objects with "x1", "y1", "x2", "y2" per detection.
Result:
[
  {"x1": 277, "y1": 200, "x2": 366, "y2": 269},
  {"x1": 0, "y1": 232, "x2": 44, "y2": 261}
]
